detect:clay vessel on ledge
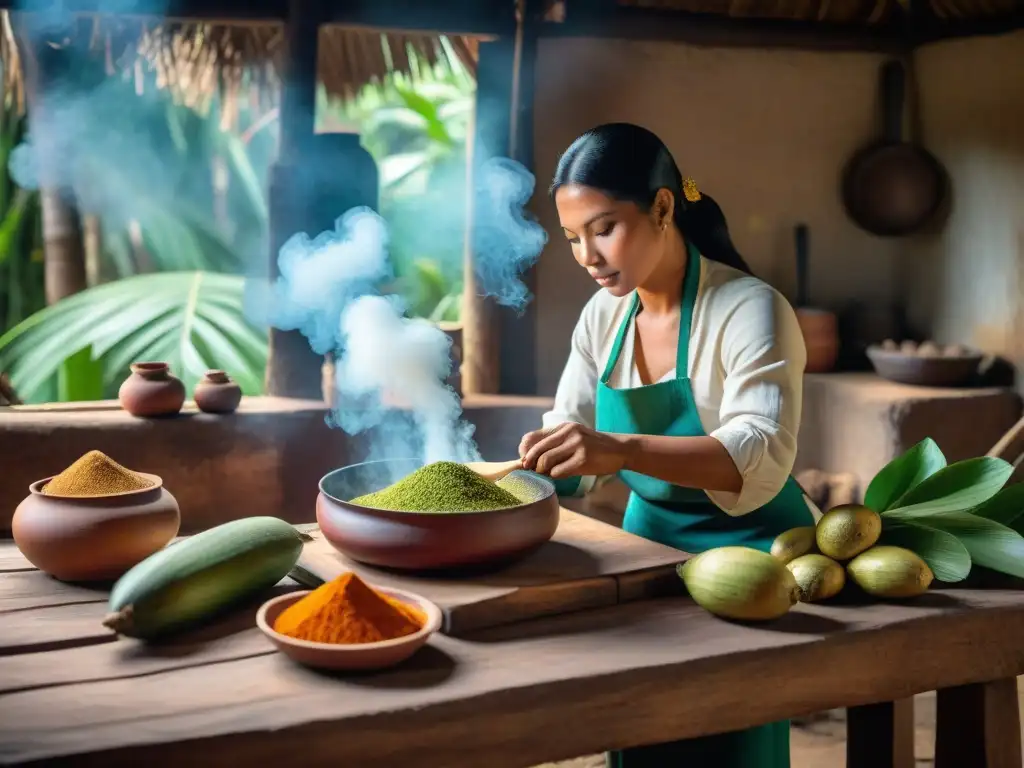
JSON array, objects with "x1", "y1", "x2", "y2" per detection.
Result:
[
  {"x1": 12, "y1": 475, "x2": 181, "y2": 582},
  {"x1": 795, "y1": 308, "x2": 839, "y2": 374},
  {"x1": 119, "y1": 362, "x2": 186, "y2": 417},
  {"x1": 194, "y1": 369, "x2": 242, "y2": 414}
]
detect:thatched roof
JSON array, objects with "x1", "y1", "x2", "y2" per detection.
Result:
[
  {"x1": 614, "y1": 0, "x2": 1021, "y2": 24},
  {"x1": 0, "y1": 13, "x2": 478, "y2": 122}
]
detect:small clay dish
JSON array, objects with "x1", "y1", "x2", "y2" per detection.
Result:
[
  {"x1": 866, "y1": 344, "x2": 983, "y2": 388},
  {"x1": 256, "y1": 587, "x2": 443, "y2": 671}
]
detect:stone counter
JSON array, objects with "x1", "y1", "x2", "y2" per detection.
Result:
[{"x1": 796, "y1": 373, "x2": 1023, "y2": 497}]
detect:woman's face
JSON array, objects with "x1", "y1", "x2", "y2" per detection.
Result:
[{"x1": 554, "y1": 184, "x2": 668, "y2": 297}]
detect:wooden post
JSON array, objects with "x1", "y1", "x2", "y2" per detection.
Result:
[
  {"x1": 461, "y1": 35, "x2": 514, "y2": 396},
  {"x1": 846, "y1": 698, "x2": 915, "y2": 768},
  {"x1": 497, "y1": 0, "x2": 543, "y2": 396},
  {"x1": 463, "y1": 0, "x2": 541, "y2": 396},
  {"x1": 935, "y1": 679, "x2": 1022, "y2": 768},
  {"x1": 12, "y1": 18, "x2": 88, "y2": 306},
  {"x1": 264, "y1": 0, "x2": 327, "y2": 400}
]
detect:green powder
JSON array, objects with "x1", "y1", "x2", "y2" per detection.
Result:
[{"x1": 350, "y1": 461, "x2": 523, "y2": 513}]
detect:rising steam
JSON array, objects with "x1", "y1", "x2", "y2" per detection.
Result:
[
  {"x1": 266, "y1": 157, "x2": 548, "y2": 466},
  {"x1": 7, "y1": 0, "x2": 550, "y2": 465}
]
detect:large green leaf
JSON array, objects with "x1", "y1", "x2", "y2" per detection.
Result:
[
  {"x1": 0, "y1": 271, "x2": 268, "y2": 400},
  {"x1": 969, "y1": 482, "x2": 1024, "y2": 527},
  {"x1": 882, "y1": 457, "x2": 1013, "y2": 518},
  {"x1": 899, "y1": 512, "x2": 1024, "y2": 579},
  {"x1": 864, "y1": 438, "x2": 946, "y2": 512},
  {"x1": 58, "y1": 346, "x2": 105, "y2": 402},
  {"x1": 879, "y1": 520, "x2": 972, "y2": 582}
]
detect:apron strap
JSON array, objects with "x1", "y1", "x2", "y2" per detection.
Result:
[
  {"x1": 676, "y1": 240, "x2": 702, "y2": 372},
  {"x1": 599, "y1": 293, "x2": 640, "y2": 384},
  {"x1": 599, "y1": 242, "x2": 703, "y2": 386}
]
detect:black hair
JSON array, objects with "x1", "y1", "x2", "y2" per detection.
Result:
[{"x1": 550, "y1": 122, "x2": 752, "y2": 275}]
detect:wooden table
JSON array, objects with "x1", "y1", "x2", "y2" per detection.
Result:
[{"x1": 2, "y1": 541, "x2": 1023, "y2": 768}]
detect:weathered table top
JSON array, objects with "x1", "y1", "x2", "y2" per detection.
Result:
[{"x1": 3, "y1": 540, "x2": 1024, "y2": 768}]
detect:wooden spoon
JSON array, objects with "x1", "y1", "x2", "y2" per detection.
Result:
[{"x1": 463, "y1": 459, "x2": 524, "y2": 482}]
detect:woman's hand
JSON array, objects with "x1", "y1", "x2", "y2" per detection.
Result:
[{"x1": 518, "y1": 423, "x2": 632, "y2": 479}]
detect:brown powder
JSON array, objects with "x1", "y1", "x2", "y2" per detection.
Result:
[{"x1": 43, "y1": 450, "x2": 155, "y2": 497}]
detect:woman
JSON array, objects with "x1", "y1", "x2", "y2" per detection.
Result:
[{"x1": 518, "y1": 122, "x2": 812, "y2": 768}]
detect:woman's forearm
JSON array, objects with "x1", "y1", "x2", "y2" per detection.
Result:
[{"x1": 616, "y1": 434, "x2": 743, "y2": 494}]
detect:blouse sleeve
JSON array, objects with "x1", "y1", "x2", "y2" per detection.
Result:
[
  {"x1": 538, "y1": 305, "x2": 601, "y2": 497},
  {"x1": 705, "y1": 284, "x2": 806, "y2": 517}
]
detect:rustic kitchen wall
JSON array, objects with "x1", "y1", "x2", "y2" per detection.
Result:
[
  {"x1": 903, "y1": 29, "x2": 1024, "y2": 389},
  {"x1": 531, "y1": 38, "x2": 904, "y2": 394}
]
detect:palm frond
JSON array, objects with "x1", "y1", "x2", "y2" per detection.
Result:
[{"x1": 0, "y1": 270, "x2": 267, "y2": 401}]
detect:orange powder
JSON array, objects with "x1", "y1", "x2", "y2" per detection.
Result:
[{"x1": 274, "y1": 572, "x2": 425, "y2": 644}]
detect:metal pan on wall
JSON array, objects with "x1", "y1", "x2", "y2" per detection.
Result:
[{"x1": 841, "y1": 59, "x2": 948, "y2": 237}]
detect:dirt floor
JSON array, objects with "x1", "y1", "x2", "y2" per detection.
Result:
[{"x1": 534, "y1": 681, "x2": 1024, "y2": 767}]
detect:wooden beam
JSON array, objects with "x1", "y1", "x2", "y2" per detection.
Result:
[
  {"x1": 4, "y1": 0, "x2": 1023, "y2": 49},
  {"x1": 9, "y1": 0, "x2": 517, "y2": 34},
  {"x1": 914, "y1": 9, "x2": 1024, "y2": 46},
  {"x1": 264, "y1": 0, "x2": 325, "y2": 400},
  {"x1": 540, "y1": 6, "x2": 913, "y2": 53}
]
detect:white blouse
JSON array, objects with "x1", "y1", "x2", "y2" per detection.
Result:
[{"x1": 542, "y1": 255, "x2": 807, "y2": 517}]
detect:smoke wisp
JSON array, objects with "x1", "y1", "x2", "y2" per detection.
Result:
[{"x1": 266, "y1": 155, "x2": 548, "y2": 468}]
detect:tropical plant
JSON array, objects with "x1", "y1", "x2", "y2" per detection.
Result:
[
  {"x1": 325, "y1": 47, "x2": 474, "y2": 323},
  {"x1": 0, "y1": 271, "x2": 268, "y2": 402},
  {"x1": 0, "y1": 85, "x2": 274, "y2": 404},
  {"x1": 386, "y1": 259, "x2": 462, "y2": 324},
  {"x1": 0, "y1": 94, "x2": 43, "y2": 337},
  {"x1": 864, "y1": 437, "x2": 1024, "y2": 582}
]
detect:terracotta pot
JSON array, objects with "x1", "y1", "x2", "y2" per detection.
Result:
[
  {"x1": 119, "y1": 362, "x2": 186, "y2": 417},
  {"x1": 194, "y1": 369, "x2": 242, "y2": 414},
  {"x1": 12, "y1": 474, "x2": 181, "y2": 582},
  {"x1": 796, "y1": 308, "x2": 840, "y2": 374}
]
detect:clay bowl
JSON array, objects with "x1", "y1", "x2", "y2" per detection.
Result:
[
  {"x1": 316, "y1": 458, "x2": 559, "y2": 572},
  {"x1": 256, "y1": 587, "x2": 442, "y2": 671},
  {"x1": 11, "y1": 474, "x2": 181, "y2": 582},
  {"x1": 866, "y1": 345, "x2": 983, "y2": 388}
]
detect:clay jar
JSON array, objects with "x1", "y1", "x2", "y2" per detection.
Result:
[
  {"x1": 119, "y1": 362, "x2": 186, "y2": 417},
  {"x1": 795, "y1": 308, "x2": 840, "y2": 374},
  {"x1": 194, "y1": 369, "x2": 242, "y2": 414},
  {"x1": 12, "y1": 475, "x2": 181, "y2": 582}
]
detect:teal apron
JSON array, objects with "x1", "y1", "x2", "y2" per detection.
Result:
[{"x1": 594, "y1": 245, "x2": 812, "y2": 768}]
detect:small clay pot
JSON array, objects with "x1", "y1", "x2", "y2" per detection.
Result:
[
  {"x1": 796, "y1": 308, "x2": 840, "y2": 374},
  {"x1": 12, "y1": 475, "x2": 181, "y2": 582},
  {"x1": 194, "y1": 369, "x2": 242, "y2": 414},
  {"x1": 119, "y1": 362, "x2": 186, "y2": 417}
]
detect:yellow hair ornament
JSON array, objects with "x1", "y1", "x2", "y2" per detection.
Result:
[{"x1": 683, "y1": 177, "x2": 701, "y2": 203}]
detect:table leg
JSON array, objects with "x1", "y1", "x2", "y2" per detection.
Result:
[
  {"x1": 935, "y1": 678, "x2": 1022, "y2": 768},
  {"x1": 846, "y1": 698, "x2": 915, "y2": 768}
]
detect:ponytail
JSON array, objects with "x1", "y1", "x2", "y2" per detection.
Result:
[
  {"x1": 552, "y1": 122, "x2": 753, "y2": 276},
  {"x1": 674, "y1": 193, "x2": 753, "y2": 276}
]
